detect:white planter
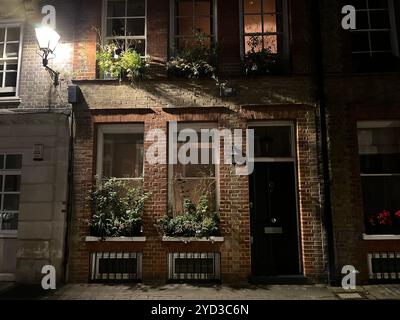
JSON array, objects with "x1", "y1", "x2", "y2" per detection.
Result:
[
  {"x1": 362, "y1": 234, "x2": 400, "y2": 240},
  {"x1": 162, "y1": 236, "x2": 224, "y2": 243},
  {"x1": 85, "y1": 236, "x2": 146, "y2": 242}
]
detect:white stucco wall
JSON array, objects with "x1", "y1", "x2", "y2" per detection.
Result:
[{"x1": 0, "y1": 111, "x2": 70, "y2": 284}]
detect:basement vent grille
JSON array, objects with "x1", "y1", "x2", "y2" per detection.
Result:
[
  {"x1": 368, "y1": 252, "x2": 400, "y2": 281},
  {"x1": 90, "y1": 252, "x2": 142, "y2": 282},
  {"x1": 168, "y1": 252, "x2": 221, "y2": 282}
]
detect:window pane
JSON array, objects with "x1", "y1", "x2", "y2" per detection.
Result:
[
  {"x1": 177, "y1": 0, "x2": 194, "y2": 16},
  {"x1": 6, "y1": 27, "x2": 20, "y2": 42},
  {"x1": 245, "y1": 35, "x2": 263, "y2": 53},
  {"x1": 252, "y1": 126, "x2": 293, "y2": 158},
  {"x1": 5, "y1": 175, "x2": 21, "y2": 192},
  {"x1": 351, "y1": 32, "x2": 370, "y2": 52},
  {"x1": 6, "y1": 64, "x2": 17, "y2": 71},
  {"x1": 173, "y1": 178, "x2": 216, "y2": 214},
  {"x1": 369, "y1": 10, "x2": 391, "y2": 29},
  {"x1": 5, "y1": 43, "x2": 19, "y2": 57},
  {"x1": 0, "y1": 176, "x2": 2, "y2": 190},
  {"x1": 194, "y1": 17, "x2": 211, "y2": 35},
  {"x1": 244, "y1": 0, "x2": 261, "y2": 14},
  {"x1": 0, "y1": 155, "x2": 3, "y2": 169},
  {"x1": 263, "y1": 0, "x2": 276, "y2": 13},
  {"x1": 358, "y1": 127, "x2": 400, "y2": 174},
  {"x1": 107, "y1": 0, "x2": 126, "y2": 17},
  {"x1": 128, "y1": 39, "x2": 145, "y2": 55},
  {"x1": 126, "y1": 18, "x2": 145, "y2": 36},
  {"x1": 263, "y1": 14, "x2": 277, "y2": 33},
  {"x1": 127, "y1": 0, "x2": 145, "y2": 16},
  {"x1": 194, "y1": 0, "x2": 212, "y2": 16},
  {"x1": 356, "y1": 11, "x2": 370, "y2": 29},
  {"x1": 107, "y1": 19, "x2": 125, "y2": 36},
  {"x1": 0, "y1": 28, "x2": 4, "y2": 42},
  {"x1": 362, "y1": 176, "x2": 400, "y2": 234},
  {"x1": 0, "y1": 72, "x2": 3, "y2": 87},
  {"x1": 368, "y1": 0, "x2": 388, "y2": 9},
  {"x1": 5, "y1": 72, "x2": 17, "y2": 87},
  {"x1": 177, "y1": 17, "x2": 193, "y2": 36},
  {"x1": 351, "y1": 0, "x2": 367, "y2": 9},
  {"x1": 103, "y1": 133, "x2": 144, "y2": 178},
  {"x1": 3, "y1": 194, "x2": 19, "y2": 211},
  {"x1": 1, "y1": 212, "x2": 18, "y2": 230},
  {"x1": 5, "y1": 155, "x2": 22, "y2": 169},
  {"x1": 370, "y1": 31, "x2": 392, "y2": 51},
  {"x1": 264, "y1": 35, "x2": 278, "y2": 53},
  {"x1": 0, "y1": 44, "x2": 3, "y2": 57},
  {"x1": 244, "y1": 15, "x2": 262, "y2": 33}
]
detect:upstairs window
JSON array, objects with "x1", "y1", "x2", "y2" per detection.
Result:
[
  {"x1": 103, "y1": 0, "x2": 147, "y2": 55},
  {"x1": 0, "y1": 24, "x2": 22, "y2": 99},
  {"x1": 241, "y1": 0, "x2": 288, "y2": 56},
  {"x1": 350, "y1": 0, "x2": 399, "y2": 71},
  {"x1": 171, "y1": 0, "x2": 216, "y2": 51}
]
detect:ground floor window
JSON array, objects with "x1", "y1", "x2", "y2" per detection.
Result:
[
  {"x1": 168, "y1": 122, "x2": 218, "y2": 215},
  {"x1": 358, "y1": 121, "x2": 400, "y2": 234},
  {"x1": 0, "y1": 154, "x2": 22, "y2": 232}
]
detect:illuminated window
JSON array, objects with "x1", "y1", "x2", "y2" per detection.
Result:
[
  {"x1": 171, "y1": 0, "x2": 216, "y2": 51},
  {"x1": 241, "y1": 0, "x2": 288, "y2": 55},
  {"x1": 103, "y1": 0, "x2": 147, "y2": 55},
  {"x1": 0, "y1": 24, "x2": 22, "y2": 98}
]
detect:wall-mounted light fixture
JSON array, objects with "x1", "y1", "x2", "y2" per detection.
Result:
[{"x1": 35, "y1": 25, "x2": 61, "y2": 86}]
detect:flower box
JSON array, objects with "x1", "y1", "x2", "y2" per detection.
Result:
[
  {"x1": 162, "y1": 236, "x2": 224, "y2": 244},
  {"x1": 85, "y1": 236, "x2": 146, "y2": 242}
]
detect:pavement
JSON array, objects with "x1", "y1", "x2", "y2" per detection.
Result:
[{"x1": 1, "y1": 282, "x2": 400, "y2": 300}]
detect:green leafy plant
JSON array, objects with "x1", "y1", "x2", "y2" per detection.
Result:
[
  {"x1": 95, "y1": 28, "x2": 149, "y2": 82},
  {"x1": 167, "y1": 32, "x2": 217, "y2": 79},
  {"x1": 88, "y1": 178, "x2": 151, "y2": 238},
  {"x1": 243, "y1": 36, "x2": 278, "y2": 75},
  {"x1": 156, "y1": 195, "x2": 220, "y2": 238}
]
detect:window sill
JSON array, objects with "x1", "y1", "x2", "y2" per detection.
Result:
[
  {"x1": 162, "y1": 236, "x2": 224, "y2": 243},
  {"x1": 0, "y1": 97, "x2": 21, "y2": 104},
  {"x1": 362, "y1": 234, "x2": 400, "y2": 240},
  {"x1": 85, "y1": 236, "x2": 146, "y2": 242},
  {"x1": 0, "y1": 232, "x2": 18, "y2": 239}
]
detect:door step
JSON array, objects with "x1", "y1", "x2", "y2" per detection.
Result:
[
  {"x1": 0, "y1": 273, "x2": 15, "y2": 282},
  {"x1": 249, "y1": 275, "x2": 310, "y2": 285}
]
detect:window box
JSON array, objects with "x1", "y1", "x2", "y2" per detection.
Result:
[
  {"x1": 85, "y1": 236, "x2": 146, "y2": 242},
  {"x1": 162, "y1": 236, "x2": 224, "y2": 243}
]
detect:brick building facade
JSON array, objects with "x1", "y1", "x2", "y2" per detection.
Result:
[{"x1": 0, "y1": 0, "x2": 399, "y2": 285}]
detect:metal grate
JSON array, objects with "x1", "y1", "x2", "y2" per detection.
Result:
[
  {"x1": 90, "y1": 252, "x2": 142, "y2": 282},
  {"x1": 368, "y1": 252, "x2": 400, "y2": 282},
  {"x1": 168, "y1": 252, "x2": 221, "y2": 282}
]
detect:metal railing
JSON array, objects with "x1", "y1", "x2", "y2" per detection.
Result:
[
  {"x1": 368, "y1": 252, "x2": 400, "y2": 282},
  {"x1": 90, "y1": 252, "x2": 142, "y2": 282},
  {"x1": 167, "y1": 252, "x2": 221, "y2": 282}
]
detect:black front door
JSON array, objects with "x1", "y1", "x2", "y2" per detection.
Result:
[{"x1": 249, "y1": 162, "x2": 301, "y2": 276}]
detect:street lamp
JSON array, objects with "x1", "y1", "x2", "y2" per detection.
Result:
[{"x1": 35, "y1": 25, "x2": 61, "y2": 86}]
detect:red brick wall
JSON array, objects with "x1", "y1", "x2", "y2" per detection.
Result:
[{"x1": 67, "y1": 82, "x2": 326, "y2": 283}]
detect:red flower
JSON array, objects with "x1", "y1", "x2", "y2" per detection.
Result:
[
  {"x1": 395, "y1": 211, "x2": 400, "y2": 219},
  {"x1": 376, "y1": 210, "x2": 392, "y2": 226}
]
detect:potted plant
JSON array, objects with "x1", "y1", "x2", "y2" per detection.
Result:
[
  {"x1": 367, "y1": 210, "x2": 400, "y2": 235},
  {"x1": 87, "y1": 178, "x2": 151, "y2": 240},
  {"x1": 166, "y1": 32, "x2": 217, "y2": 79},
  {"x1": 243, "y1": 36, "x2": 280, "y2": 76},
  {"x1": 156, "y1": 195, "x2": 220, "y2": 240},
  {"x1": 95, "y1": 29, "x2": 149, "y2": 83}
]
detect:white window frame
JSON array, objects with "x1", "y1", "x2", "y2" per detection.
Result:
[
  {"x1": 357, "y1": 120, "x2": 400, "y2": 234},
  {"x1": 169, "y1": 0, "x2": 218, "y2": 56},
  {"x1": 350, "y1": 0, "x2": 399, "y2": 58},
  {"x1": 0, "y1": 22, "x2": 23, "y2": 101},
  {"x1": 96, "y1": 124, "x2": 145, "y2": 182},
  {"x1": 168, "y1": 122, "x2": 220, "y2": 214},
  {"x1": 102, "y1": 0, "x2": 148, "y2": 56},
  {"x1": 239, "y1": 0, "x2": 290, "y2": 60},
  {"x1": 0, "y1": 153, "x2": 22, "y2": 236}
]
